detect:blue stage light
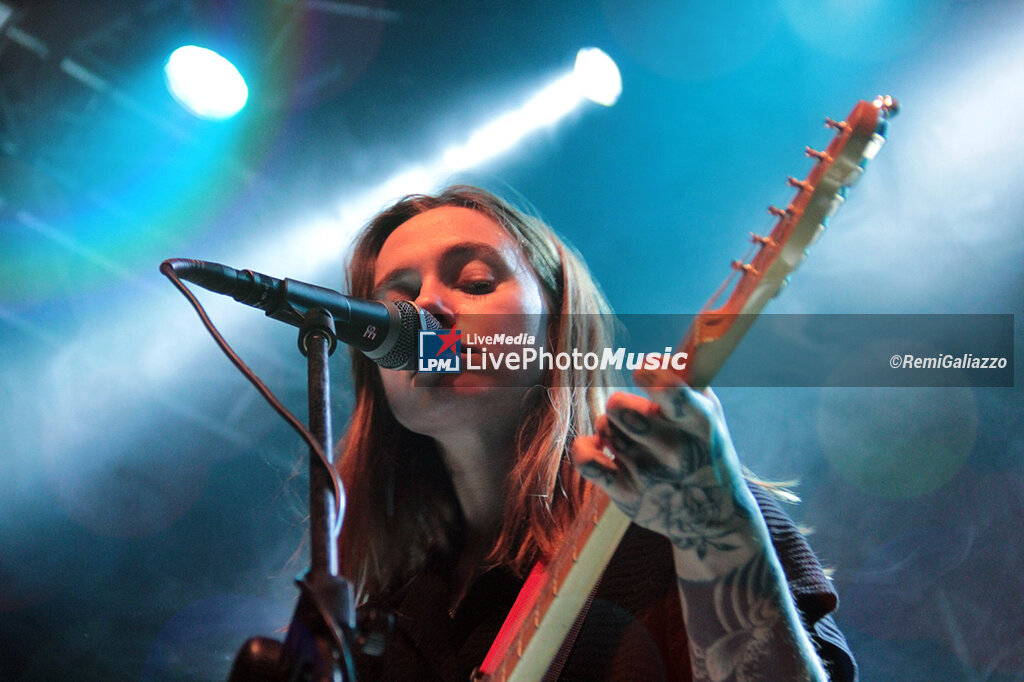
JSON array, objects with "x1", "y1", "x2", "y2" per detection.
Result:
[{"x1": 164, "y1": 45, "x2": 248, "y2": 120}]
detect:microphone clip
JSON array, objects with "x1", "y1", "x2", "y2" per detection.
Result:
[{"x1": 298, "y1": 307, "x2": 338, "y2": 357}]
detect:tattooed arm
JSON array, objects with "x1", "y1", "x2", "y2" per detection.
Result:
[{"x1": 572, "y1": 375, "x2": 829, "y2": 682}]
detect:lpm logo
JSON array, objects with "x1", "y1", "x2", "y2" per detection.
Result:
[{"x1": 417, "y1": 329, "x2": 462, "y2": 373}]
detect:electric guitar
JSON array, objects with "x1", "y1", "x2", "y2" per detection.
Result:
[{"x1": 474, "y1": 95, "x2": 898, "y2": 681}]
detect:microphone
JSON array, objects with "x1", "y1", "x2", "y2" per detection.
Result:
[{"x1": 162, "y1": 258, "x2": 441, "y2": 369}]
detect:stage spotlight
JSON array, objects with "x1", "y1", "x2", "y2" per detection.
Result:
[
  {"x1": 442, "y1": 46, "x2": 621, "y2": 171},
  {"x1": 164, "y1": 45, "x2": 248, "y2": 120},
  {"x1": 442, "y1": 74, "x2": 579, "y2": 171},
  {"x1": 573, "y1": 47, "x2": 622, "y2": 106}
]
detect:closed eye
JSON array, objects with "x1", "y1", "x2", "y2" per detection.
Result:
[
  {"x1": 372, "y1": 269, "x2": 420, "y2": 301},
  {"x1": 452, "y1": 259, "x2": 498, "y2": 295},
  {"x1": 458, "y1": 278, "x2": 496, "y2": 295},
  {"x1": 373, "y1": 283, "x2": 418, "y2": 302}
]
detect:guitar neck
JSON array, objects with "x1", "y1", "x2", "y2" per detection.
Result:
[
  {"x1": 476, "y1": 96, "x2": 896, "y2": 682},
  {"x1": 679, "y1": 97, "x2": 893, "y2": 389},
  {"x1": 477, "y1": 493, "x2": 628, "y2": 682}
]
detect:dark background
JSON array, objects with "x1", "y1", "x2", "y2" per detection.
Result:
[{"x1": 1, "y1": 1, "x2": 1022, "y2": 679}]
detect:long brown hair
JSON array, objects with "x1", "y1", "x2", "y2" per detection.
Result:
[{"x1": 336, "y1": 186, "x2": 616, "y2": 601}]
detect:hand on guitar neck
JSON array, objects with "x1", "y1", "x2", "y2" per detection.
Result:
[
  {"x1": 572, "y1": 371, "x2": 757, "y2": 581},
  {"x1": 571, "y1": 369, "x2": 829, "y2": 680}
]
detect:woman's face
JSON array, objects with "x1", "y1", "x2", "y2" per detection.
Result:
[{"x1": 371, "y1": 206, "x2": 550, "y2": 441}]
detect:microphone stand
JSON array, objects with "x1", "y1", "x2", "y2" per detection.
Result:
[{"x1": 229, "y1": 307, "x2": 365, "y2": 681}]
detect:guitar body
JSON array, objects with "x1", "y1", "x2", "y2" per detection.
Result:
[{"x1": 475, "y1": 96, "x2": 897, "y2": 682}]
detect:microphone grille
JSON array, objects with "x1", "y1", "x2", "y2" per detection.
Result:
[{"x1": 375, "y1": 301, "x2": 442, "y2": 370}]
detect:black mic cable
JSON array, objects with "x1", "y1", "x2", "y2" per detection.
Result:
[{"x1": 160, "y1": 260, "x2": 347, "y2": 530}]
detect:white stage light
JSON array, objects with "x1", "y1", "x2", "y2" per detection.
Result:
[
  {"x1": 573, "y1": 47, "x2": 622, "y2": 106},
  {"x1": 164, "y1": 45, "x2": 248, "y2": 120},
  {"x1": 442, "y1": 46, "x2": 620, "y2": 172},
  {"x1": 443, "y1": 73, "x2": 582, "y2": 171}
]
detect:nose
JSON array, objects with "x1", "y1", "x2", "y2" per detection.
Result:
[{"x1": 413, "y1": 278, "x2": 456, "y2": 328}]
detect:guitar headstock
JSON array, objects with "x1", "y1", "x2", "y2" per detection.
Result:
[{"x1": 640, "y1": 96, "x2": 897, "y2": 389}]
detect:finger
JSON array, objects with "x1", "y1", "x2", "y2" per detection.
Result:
[
  {"x1": 605, "y1": 390, "x2": 661, "y2": 426},
  {"x1": 702, "y1": 386, "x2": 724, "y2": 415},
  {"x1": 595, "y1": 414, "x2": 647, "y2": 484},
  {"x1": 632, "y1": 368, "x2": 691, "y2": 417},
  {"x1": 638, "y1": 383, "x2": 716, "y2": 446},
  {"x1": 604, "y1": 394, "x2": 681, "y2": 467},
  {"x1": 570, "y1": 435, "x2": 637, "y2": 503},
  {"x1": 633, "y1": 366, "x2": 686, "y2": 392},
  {"x1": 601, "y1": 411, "x2": 712, "y2": 495}
]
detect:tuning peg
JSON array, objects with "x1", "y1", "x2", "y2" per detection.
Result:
[
  {"x1": 805, "y1": 146, "x2": 832, "y2": 162},
  {"x1": 731, "y1": 260, "x2": 759, "y2": 276},
  {"x1": 767, "y1": 205, "x2": 790, "y2": 218},
  {"x1": 750, "y1": 233, "x2": 776, "y2": 247},
  {"x1": 824, "y1": 116, "x2": 849, "y2": 132},
  {"x1": 873, "y1": 94, "x2": 900, "y2": 118},
  {"x1": 787, "y1": 176, "x2": 814, "y2": 192}
]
